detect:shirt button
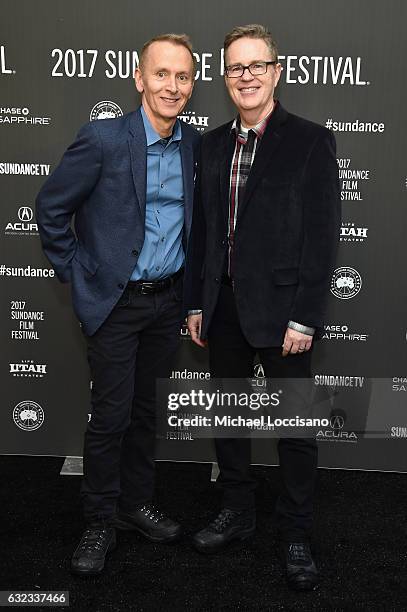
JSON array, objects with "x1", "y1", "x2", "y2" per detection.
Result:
[
  {"x1": 160, "y1": 183, "x2": 164, "y2": 188},
  {"x1": 131, "y1": 249, "x2": 138, "y2": 256},
  {"x1": 161, "y1": 237, "x2": 165, "y2": 242},
  {"x1": 118, "y1": 283, "x2": 124, "y2": 289},
  {"x1": 156, "y1": 266, "x2": 160, "y2": 271}
]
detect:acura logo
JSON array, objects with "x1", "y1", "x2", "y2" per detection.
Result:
[
  {"x1": 330, "y1": 415, "x2": 345, "y2": 429},
  {"x1": 18, "y1": 206, "x2": 33, "y2": 222},
  {"x1": 254, "y1": 363, "x2": 265, "y2": 378}
]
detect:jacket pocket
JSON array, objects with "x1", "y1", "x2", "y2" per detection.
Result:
[
  {"x1": 73, "y1": 243, "x2": 99, "y2": 277},
  {"x1": 272, "y1": 267, "x2": 299, "y2": 286}
]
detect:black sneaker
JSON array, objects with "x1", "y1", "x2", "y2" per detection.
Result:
[
  {"x1": 114, "y1": 503, "x2": 182, "y2": 543},
  {"x1": 71, "y1": 523, "x2": 116, "y2": 576},
  {"x1": 192, "y1": 508, "x2": 256, "y2": 554},
  {"x1": 280, "y1": 542, "x2": 319, "y2": 591}
]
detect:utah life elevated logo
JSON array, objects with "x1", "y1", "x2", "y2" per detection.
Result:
[
  {"x1": 5, "y1": 206, "x2": 38, "y2": 236},
  {"x1": 10, "y1": 359, "x2": 47, "y2": 378},
  {"x1": 178, "y1": 110, "x2": 209, "y2": 132}
]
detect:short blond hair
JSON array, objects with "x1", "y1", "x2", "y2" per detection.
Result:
[
  {"x1": 224, "y1": 24, "x2": 278, "y2": 63},
  {"x1": 139, "y1": 33, "x2": 196, "y2": 72}
]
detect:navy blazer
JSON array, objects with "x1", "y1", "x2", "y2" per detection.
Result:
[{"x1": 36, "y1": 108, "x2": 200, "y2": 335}]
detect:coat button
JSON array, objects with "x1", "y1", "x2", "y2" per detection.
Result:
[
  {"x1": 214, "y1": 277, "x2": 219, "y2": 283},
  {"x1": 118, "y1": 283, "x2": 124, "y2": 289},
  {"x1": 131, "y1": 249, "x2": 138, "y2": 256}
]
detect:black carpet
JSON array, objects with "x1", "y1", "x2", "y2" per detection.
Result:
[{"x1": 0, "y1": 456, "x2": 406, "y2": 611}]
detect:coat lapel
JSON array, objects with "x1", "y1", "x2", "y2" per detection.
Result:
[
  {"x1": 219, "y1": 125, "x2": 235, "y2": 229},
  {"x1": 128, "y1": 109, "x2": 147, "y2": 223},
  {"x1": 237, "y1": 103, "x2": 288, "y2": 221}
]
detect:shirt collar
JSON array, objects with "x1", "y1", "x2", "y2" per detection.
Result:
[
  {"x1": 140, "y1": 105, "x2": 182, "y2": 146},
  {"x1": 231, "y1": 100, "x2": 279, "y2": 143}
]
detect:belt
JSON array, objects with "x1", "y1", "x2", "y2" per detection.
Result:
[{"x1": 127, "y1": 267, "x2": 184, "y2": 295}]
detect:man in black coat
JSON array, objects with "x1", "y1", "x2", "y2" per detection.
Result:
[{"x1": 185, "y1": 24, "x2": 340, "y2": 591}]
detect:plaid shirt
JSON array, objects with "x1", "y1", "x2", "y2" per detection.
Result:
[{"x1": 227, "y1": 106, "x2": 275, "y2": 277}]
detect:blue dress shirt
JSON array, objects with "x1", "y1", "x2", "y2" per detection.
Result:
[{"x1": 130, "y1": 106, "x2": 185, "y2": 281}]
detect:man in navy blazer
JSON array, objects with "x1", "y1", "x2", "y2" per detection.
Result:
[{"x1": 36, "y1": 34, "x2": 200, "y2": 576}]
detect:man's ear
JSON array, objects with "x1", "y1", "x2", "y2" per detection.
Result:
[{"x1": 134, "y1": 68, "x2": 144, "y2": 94}]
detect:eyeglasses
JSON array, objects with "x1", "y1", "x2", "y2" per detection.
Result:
[{"x1": 225, "y1": 61, "x2": 277, "y2": 78}]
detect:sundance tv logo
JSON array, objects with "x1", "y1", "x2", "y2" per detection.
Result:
[
  {"x1": 4, "y1": 206, "x2": 38, "y2": 236},
  {"x1": 13, "y1": 400, "x2": 44, "y2": 431}
]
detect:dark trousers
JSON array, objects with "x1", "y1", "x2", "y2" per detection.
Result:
[
  {"x1": 80, "y1": 278, "x2": 183, "y2": 522},
  {"x1": 207, "y1": 284, "x2": 317, "y2": 541}
]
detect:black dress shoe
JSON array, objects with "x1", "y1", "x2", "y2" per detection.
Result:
[
  {"x1": 114, "y1": 503, "x2": 182, "y2": 543},
  {"x1": 280, "y1": 542, "x2": 319, "y2": 591},
  {"x1": 71, "y1": 524, "x2": 116, "y2": 576},
  {"x1": 192, "y1": 508, "x2": 256, "y2": 554}
]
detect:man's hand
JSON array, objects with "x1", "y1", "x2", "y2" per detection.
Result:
[
  {"x1": 282, "y1": 327, "x2": 313, "y2": 356},
  {"x1": 187, "y1": 313, "x2": 207, "y2": 348}
]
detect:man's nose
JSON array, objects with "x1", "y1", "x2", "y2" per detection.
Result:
[
  {"x1": 240, "y1": 67, "x2": 255, "y2": 81},
  {"x1": 166, "y1": 75, "x2": 178, "y2": 92}
]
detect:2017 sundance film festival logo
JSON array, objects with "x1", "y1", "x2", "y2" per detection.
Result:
[
  {"x1": 337, "y1": 158, "x2": 371, "y2": 202},
  {"x1": 49, "y1": 48, "x2": 370, "y2": 86},
  {"x1": 0, "y1": 106, "x2": 51, "y2": 126},
  {"x1": 330, "y1": 267, "x2": 362, "y2": 300},
  {"x1": 4, "y1": 206, "x2": 38, "y2": 236},
  {"x1": 10, "y1": 300, "x2": 47, "y2": 341},
  {"x1": 90, "y1": 101, "x2": 123, "y2": 121},
  {"x1": 13, "y1": 401, "x2": 44, "y2": 431},
  {"x1": 178, "y1": 110, "x2": 209, "y2": 132},
  {"x1": 10, "y1": 359, "x2": 47, "y2": 378}
]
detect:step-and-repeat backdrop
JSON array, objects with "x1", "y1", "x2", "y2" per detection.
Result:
[{"x1": 1, "y1": 0, "x2": 406, "y2": 470}]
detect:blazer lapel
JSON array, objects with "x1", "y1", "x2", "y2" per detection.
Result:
[
  {"x1": 180, "y1": 130, "x2": 193, "y2": 240},
  {"x1": 128, "y1": 109, "x2": 147, "y2": 222},
  {"x1": 237, "y1": 103, "x2": 288, "y2": 221}
]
